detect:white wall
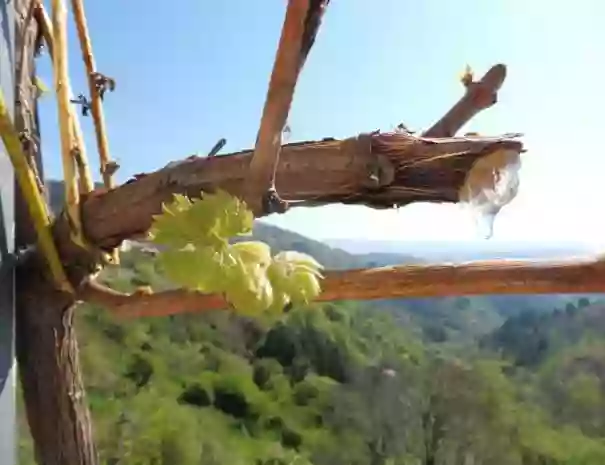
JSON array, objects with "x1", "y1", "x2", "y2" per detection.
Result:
[{"x1": 0, "y1": 0, "x2": 16, "y2": 463}]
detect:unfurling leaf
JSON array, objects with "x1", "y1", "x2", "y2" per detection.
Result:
[
  {"x1": 149, "y1": 191, "x2": 323, "y2": 315},
  {"x1": 269, "y1": 251, "x2": 323, "y2": 305}
]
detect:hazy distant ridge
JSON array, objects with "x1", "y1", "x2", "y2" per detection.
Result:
[{"x1": 324, "y1": 238, "x2": 598, "y2": 263}]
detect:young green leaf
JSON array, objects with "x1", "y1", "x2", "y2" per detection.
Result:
[{"x1": 149, "y1": 191, "x2": 323, "y2": 315}]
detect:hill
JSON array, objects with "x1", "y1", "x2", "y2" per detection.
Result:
[
  {"x1": 481, "y1": 299, "x2": 605, "y2": 368},
  {"x1": 17, "y1": 184, "x2": 605, "y2": 463},
  {"x1": 247, "y1": 222, "x2": 421, "y2": 270},
  {"x1": 17, "y1": 244, "x2": 605, "y2": 465},
  {"x1": 480, "y1": 302, "x2": 605, "y2": 443},
  {"x1": 326, "y1": 238, "x2": 599, "y2": 262}
]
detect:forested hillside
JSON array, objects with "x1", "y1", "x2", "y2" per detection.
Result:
[
  {"x1": 17, "y1": 181, "x2": 604, "y2": 464},
  {"x1": 17, "y1": 244, "x2": 605, "y2": 464}
]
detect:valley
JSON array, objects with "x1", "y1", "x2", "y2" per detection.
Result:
[{"x1": 17, "y1": 207, "x2": 605, "y2": 465}]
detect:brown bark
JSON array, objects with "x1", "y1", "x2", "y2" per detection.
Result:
[
  {"x1": 14, "y1": 1, "x2": 98, "y2": 464},
  {"x1": 16, "y1": 260, "x2": 97, "y2": 465},
  {"x1": 83, "y1": 256, "x2": 605, "y2": 319},
  {"x1": 81, "y1": 132, "x2": 523, "y2": 251},
  {"x1": 247, "y1": 0, "x2": 329, "y2": 214},
  {"x1": 422, "y1": 64, "x2": 507, "y2": 138}
]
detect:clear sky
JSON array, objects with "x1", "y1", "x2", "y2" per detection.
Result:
[{"x1": 36, "y1": 0, "x2": 605, "y2": 246}]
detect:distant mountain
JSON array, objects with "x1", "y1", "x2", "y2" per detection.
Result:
[
  {"x1": 325, "y1": 238, "x2": 598, "y2": 262},
  {"x1": 355, "y1": 251, "x2": 426, "y2": 267},
  {"x1": 247, "y1": 222, "x2": 365, "y2": 270},
  {"x1": 250, "y1": 222, "x2": 422, "y2": 269}
]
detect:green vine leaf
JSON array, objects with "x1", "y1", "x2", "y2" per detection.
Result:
[
  {"x1": 149, "y1": 190, "x2": 323, "y2": 315},
  {"x1": 268, "y1": 251, "x2": 323, "y2": 305},
  {"x1": 158, "y1": 247, "x2": 225, "y2": 293}
]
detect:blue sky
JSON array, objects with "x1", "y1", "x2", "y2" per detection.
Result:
[{"x1": 36, "y1": 0, "x2": 605, "y2": 246}]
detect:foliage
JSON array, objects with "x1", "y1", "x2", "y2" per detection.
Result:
[
  {"x1": 148, "y1": 190, "x2": 324, "y2": 315},
  {"x1": 16, "y1": 203, "x2": 605, "y2": 464},
  {"x1": 19, "y1": 242, "x2": 605, "y2": 465}
]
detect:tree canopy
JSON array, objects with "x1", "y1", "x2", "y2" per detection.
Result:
[{"x1": 16, "y1": 229, "x2": 605, "y2": 465}]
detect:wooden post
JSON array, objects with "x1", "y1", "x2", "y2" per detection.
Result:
[
  {"x1": 12, "y1": 1, "x2": 98, "y2": 464},
  {"x1": 0, "y1": 0, "x2": 16, "y2": 463}
]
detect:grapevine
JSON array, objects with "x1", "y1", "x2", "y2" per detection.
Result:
[{"x1": 148, "y1": 190, "x2": 324, "y2": 315}]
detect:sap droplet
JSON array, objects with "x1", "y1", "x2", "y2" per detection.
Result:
[
  {"x1": 471, "y1": 209, "x2": 496, "y2": 240},
  {"x1": 459, "y1": 148, "x2": 522, "y2": 240}
]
